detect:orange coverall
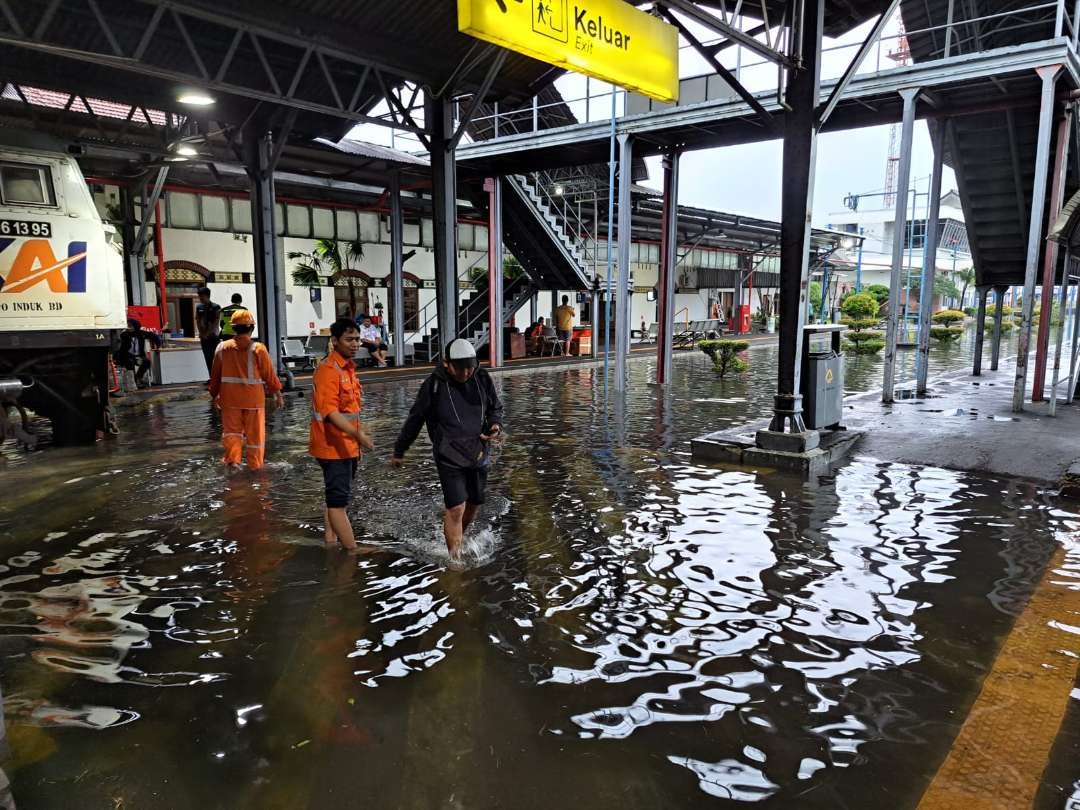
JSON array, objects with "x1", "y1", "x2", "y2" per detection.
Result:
[{"x1": 209, "y1": 338, "x2": 283, "y2": 469}]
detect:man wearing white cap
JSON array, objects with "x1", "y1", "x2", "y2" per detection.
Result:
[{"x1": 391, "y1": 338, "x2": 504, "y2": 561}]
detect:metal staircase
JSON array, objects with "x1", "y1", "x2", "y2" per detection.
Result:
[
  {"x1": 412, "y1": 275, "x2": 538, "y2": 363},
  {"x1": 900, "y1": 0, "x2": 1073, "y2": 288},
  {"x1": 503, "y1": 174, "x2": 594, "y2": 290}
]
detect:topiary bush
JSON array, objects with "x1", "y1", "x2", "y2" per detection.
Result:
[
  {"x1": 932, "y1": 309, "x2": 966, "y2": 327},
  {"x1": 984, "y1": 318, "x2": 1015, "y2": 334},
  {"x1": 963, "y1": 306, "x2": 977, "y2": 317},
  {"x1": 698, "y1": 339, "x2": 750, "y2": 377},
  {"x1": 840, "y1": 293, "x2": 885, "y2": 355},
  {"x1": 845, "y1": 338, "x2": 886, "y2": 355},
  {"x1": 841, "y1": 293, "x2": 879, "y2": 321},
  {"x1": 930, "y1": 325, "x2": 964, "y2": 342},
  {"x1": 847, "y1": 329, "x2": 885, "y2": 343}
]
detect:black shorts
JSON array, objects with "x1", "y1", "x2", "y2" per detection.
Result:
[
  {"x1": 318, "y1": 457, "x2": 358, "y2": 508},
  {"x1": 557, "y1": 329, "x2": 572, "y2": 342},
  {"x1": 437, "y1": 465, "x2": 488, "y2": 509}
]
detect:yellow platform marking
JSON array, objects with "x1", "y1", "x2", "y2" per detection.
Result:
[{"x1": 918, "y1": 544, "x2": 1080, "y2": 810}]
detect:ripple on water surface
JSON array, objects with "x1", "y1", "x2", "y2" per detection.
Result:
[{"x1": 1, "y1": 339, "x2": 1078, "y2": 808}]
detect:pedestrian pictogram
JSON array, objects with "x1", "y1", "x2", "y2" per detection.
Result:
[
  {"x1": 532, "y1": 0, "x2": 568, "y2": 42},
  {"x1": 459, "y1": 0, "x2": 678, "y2": 103}
]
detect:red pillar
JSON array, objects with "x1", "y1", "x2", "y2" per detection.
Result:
[{"x1": 1032, "y1": 110, "x2": 1072, "y2": 400}]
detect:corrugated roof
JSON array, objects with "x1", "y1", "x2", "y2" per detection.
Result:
[{"x1": 314, "y1": 137, "x2": 430, "y2": 167}]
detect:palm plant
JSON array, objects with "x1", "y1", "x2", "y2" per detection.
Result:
[
  {"x1": 289, "y1": 239, "x2": 366, "y2": 315},
  {"x1": 956, "y1": 267, "x2": 975, "y2": 309}
]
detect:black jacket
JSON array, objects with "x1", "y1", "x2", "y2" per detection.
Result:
[{"x1": 393, "y1": 365, "x2": 504, "y2": 468}]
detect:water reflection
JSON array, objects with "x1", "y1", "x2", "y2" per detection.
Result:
[{"x1": 0, "y1": 330, "x2": 1075, "y2": 808}]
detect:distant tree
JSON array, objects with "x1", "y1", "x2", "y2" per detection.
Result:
[
  {"x1": 956, "y1": 268, "x2": 975, "y2": 308},
  {"x1": 809, "y1": 281, "x2": 823, "y2": 315},
  {"x1": 865, "y1": 284, "x2": 890, "y2": 312}
]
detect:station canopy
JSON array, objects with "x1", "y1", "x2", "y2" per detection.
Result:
[{"x1": 0, "y1": 0, "x2": 558, "y2": 164}]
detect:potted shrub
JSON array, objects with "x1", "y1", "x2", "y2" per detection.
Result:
[
  {"x1": 930, "y1": 309, "x2": 965, "y2": 342},
  {"x1": 840, "y1": 292, "x2": 885, "y2": 355},
  {"x1": 698, "y1": 339, "x2": 750, "y2": 377}
]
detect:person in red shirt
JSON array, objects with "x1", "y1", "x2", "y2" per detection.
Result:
[
  {"x1": 208, "y1": 309, "x2": 284, "y2": 471},
  {"x1": 309, "y1": 317, "x2": 374, "y2": 550}
]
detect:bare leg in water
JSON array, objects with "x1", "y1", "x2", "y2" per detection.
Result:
[
  {"x1": 325, "y1": 506, "x2": 357, "y2": 550},
  {"x1": 443, "y1": 503, "x2": 480, "y2": 561}
]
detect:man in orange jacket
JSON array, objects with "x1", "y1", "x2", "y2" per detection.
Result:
[
  {"x1": 209, "y1": 309, "x2": 284, "y2": 471},
  {"x1": 310, "y1": 317, "x2": 374, "y2": 550}
]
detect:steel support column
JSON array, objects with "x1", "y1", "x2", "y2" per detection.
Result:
[
  {"x1": 615, "y1": 133, "x2": 634, "y2": 390},
  {"x1": 1033, "y1": 106, "x2": 1073, "y2": 400},
  {"x1": 992, "y1": 286, "x2": 1008, "y2": 369},
  {"x1": 427, "y1": 95, "x2": 458, "y2": 352},
  {"x1": 487, "y1": 177, "x2": 504, "y2": 368},
  {"x1": 119, "y1": 184, "x2": 144, "y2": 307},
  {"x1": 1068, "y1": 273, "x2": 1080, "y2": 400},
  {"x1": 244, "y1": 128, "x2": 289, "y2": 386},
  {"x1": 883, "y1": 87, "x2": 920, "y2": 403},
  {"x1": 765, "y1": 0, "x2": 824, "y2": 436},
  {"x1": 551, "y1": 289, "x2": 559, "y2": 322},
  {"x1": 389, "y1": 172, "x2": 406, "y2": 368},
  {"x1": 657, "y1": 151, "x2": 680, "y2": 385},
  {"x1": 530, "y1": 294, "x2": 538, "y2": 324},
  {"x1": 973, "y1": 285, "x2": 990, "y2": 375},
  {"x1": 916, "y1": 121, "x2": 947, "y2": 394},
  {"x1": 1015, "y1": 65, "x2": 1063, "y2": 411},
  {"x1": 591, "y1": 287, "x2": 601, "y2": 358},
  {"x1": 1048, "y1": 258, "x2": 1073, "y2": 414}
]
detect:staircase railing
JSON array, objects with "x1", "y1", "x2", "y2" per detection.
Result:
[
  {"x1": 461, "y1": 278, "x2": 539, "y2": 350},
  {"x1": 410, "y1": 251, "x2": 488, "y2": 339},
  {"x1": 528, "y1": 173, "x2": 600, "y2": 278},
  {"x1": 506, "y1": 175, "x2": 593, "y2": 288}
]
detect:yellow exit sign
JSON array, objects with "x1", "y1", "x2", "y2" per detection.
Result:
[{"x1": 458, "y1": 0, "x2": 679, "y2": 103}]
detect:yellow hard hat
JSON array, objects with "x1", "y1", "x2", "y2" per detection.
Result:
[{"x1": 231, "y1": 309, "x2": 255, "y2": 327}]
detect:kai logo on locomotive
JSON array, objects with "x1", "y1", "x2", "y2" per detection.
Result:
[{"x1": 0, "y1": 238, "x2": 89, "y2": 296}]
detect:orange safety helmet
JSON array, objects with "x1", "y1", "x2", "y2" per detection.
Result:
[{"x1": 230, "y1": 309, "x2": 256, "y2": 328}]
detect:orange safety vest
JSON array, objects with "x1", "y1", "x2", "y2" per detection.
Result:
[
  {"x1": 209, "y1": 339, "x2": 282, "y2": 409},
  {"x1": 309, "y1": 351, "x2": 363, "y2": 460}
]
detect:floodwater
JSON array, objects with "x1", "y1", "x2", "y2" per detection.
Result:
[{"x1": 2, "y1": 332, "x2": 1079, "y2": 808}]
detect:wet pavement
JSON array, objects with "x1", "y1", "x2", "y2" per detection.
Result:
[{"x1": 1, "y1": 330, "x2": 1079, "y2": 808}]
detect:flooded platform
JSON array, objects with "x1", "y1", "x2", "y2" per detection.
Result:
[{"x1": 1, "y1": 336, "x2": 1079, "y2": 808}]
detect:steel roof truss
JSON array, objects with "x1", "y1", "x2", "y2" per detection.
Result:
[
  {"x1": 817, "y1": 0, "x2": 901, "y2": 129},
  {"x1": 659, "y1": 7, "x2": 777, "y2": 133},
  {"x1": 1, "y1": 0, "x2": 427, "y2": 134},
  {"x1": 658, "y1": 0, "x2": 795, "y2": 68}
]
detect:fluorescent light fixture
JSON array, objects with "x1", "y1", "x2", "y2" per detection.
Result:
[
  {"x1": 177, "y1": 91, "x2": 215, "y2": 106},
  {"x1": 175, "y1": 144, "x2": 198, "y2": 157}
]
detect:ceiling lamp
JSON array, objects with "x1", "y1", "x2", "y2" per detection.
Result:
[{"x1": 177, "y1": 91, "x2": 215, "y2": 106}]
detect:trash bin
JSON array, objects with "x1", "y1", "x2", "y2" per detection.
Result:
[{"x1": 801, "y1": 324, "x2": 846, "y2": 430}]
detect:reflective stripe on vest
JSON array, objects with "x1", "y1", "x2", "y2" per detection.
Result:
[
  {"x1": 310, "y1": 410, "x2": 360, "y2": 423},
  {"x1": 221, "y1": 344, "x2": 261, "y2": 385}
]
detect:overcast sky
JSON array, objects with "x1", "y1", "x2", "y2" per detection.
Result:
[{"x1": 637, "y1": 121, "x2": 956, "y2": 226}]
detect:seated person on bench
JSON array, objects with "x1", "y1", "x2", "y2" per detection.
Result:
[
  {"x1": 359, "y1": 315, "x2": 389, "y2": 367},
  {"x1": 526, "y1": 317, "x2": 547, "y2": 355}
]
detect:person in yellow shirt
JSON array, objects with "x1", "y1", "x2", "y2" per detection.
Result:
[{"x1": 554, "y1": 295, "x2": 575, "y2": 357}]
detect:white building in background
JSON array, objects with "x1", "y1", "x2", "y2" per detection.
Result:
[{"x1": 823, "y1": 190, "x2": 976, "y2": 312}]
